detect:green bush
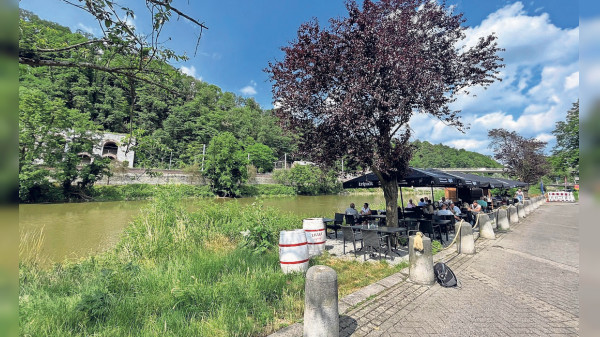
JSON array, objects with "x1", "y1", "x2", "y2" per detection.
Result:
[
  {"x1": 92, "y1": 184, "x2": 213, "y2": 201},
  {"x1": 239, "y1": 184, "x2": 296, "y2": 197},
  {"x1": 273, "y1": 165, "x2": 342, "y2": 195}
]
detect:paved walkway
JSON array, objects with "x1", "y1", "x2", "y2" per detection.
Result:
[{"x1": 273, "y1": 202, "x2": 579, "y2": 336}]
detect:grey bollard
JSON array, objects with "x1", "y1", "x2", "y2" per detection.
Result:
[
  {"x1": 408, "y1": 235, "x2": 435, "y2": 285},
  {"x1": 490, "y1": 210, "x2": 498, "y2": 229},
  {"x1": 497, "y1": 208, "x2": 510, "y2": 230},
  {"x1": 508, "y1": 205, "x2": 519, "y2": 223},
  {"x1": 517, "y1": 203, "x2": 525, "y2": 219},
  {"x1": 304, "y1": 265, "x2": 339, "y2": 337},
  {"x1": 478, "y1": 213, "x2": 495, "y2": 239},
  {"x1": 456, "y1": 222, "x2": 476, "y2": 254},
  {"x1": 524, "y1": 200, "x2": 531, "y2": 215}
]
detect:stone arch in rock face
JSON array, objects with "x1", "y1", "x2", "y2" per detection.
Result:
[
  {"x1": 102, "y1": 141, "x2": 119, "y2": 157},
  {"x1": 78, "y1": 153, "x2": 92, "y2": 165}
]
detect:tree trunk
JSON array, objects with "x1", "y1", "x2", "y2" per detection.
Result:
[{"x1": 374, "y1": 170, "x2": 398, "y2": 228}]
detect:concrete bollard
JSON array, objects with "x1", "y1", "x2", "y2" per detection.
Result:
[
  {"x1": 517, "y1": 203, "x2": 525, "y2": 219},
  {"x1": 524, "y1": 200, "x2": 531, "y2": 215},
  {"x1": 497, "y1": 208, "x2": 510, "y2": 230},
  {"x1": 408, "y1": 235, "x2": 435, "y2": 285},
  {"x1": 456, "y1": 221, "x2": 476, "y2": 254},
  {"x1": 478, "y1": 213, "x2": 495, "y2": 240},
  {"x1": 490, "y1": 210, "x2": 498, "y2": 229},
  {"x1": 304, "y1": 265, "x2": 339, "y2": 337},
  {"x1": 508, "y1": 205, "x2": 519, "y2": 224}
]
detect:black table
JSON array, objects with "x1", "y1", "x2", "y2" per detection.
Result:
[
  {"x1": 432, "y1": 219, "x2": 452, "y2": 242},
  {"x1": 350, "y1": 225, "x2": 406, "y2": 259}
]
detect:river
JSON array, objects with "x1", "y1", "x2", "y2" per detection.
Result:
[{"x1": 22, "y1": 193, "x2": 430, "y2": 264}]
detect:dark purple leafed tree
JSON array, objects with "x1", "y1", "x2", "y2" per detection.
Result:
[
  {"x1": 267, "y1": 0, "x2": 503, "y2": 227},
  {"x1": 488, "y1": 129, "x2": 550, "y2": 184}
]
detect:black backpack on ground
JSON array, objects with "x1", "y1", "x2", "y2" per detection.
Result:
[{"x1": 433, "y1": 262, "x2": 459, "y2": 288}]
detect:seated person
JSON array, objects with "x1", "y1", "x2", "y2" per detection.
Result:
[
  {"x1": 422, "y1": 202, "x2": 434, "y2": 215},
  {"x1": 345, "y1": 203, "x2": 359, "y2": 217},
  {"x1": 468, "y1": 200, "x2": 482, "y2": 213},
  {"x1": 417, "y1": 198, "x2": 426, "y2": 206},
  {"x1": 436, "y1": 203, "x2": 453, "y2": 216},
  {"x1": 441, "y1": 196, "x2": 450, "y2": 205},
  {"x1": 449, "y1": 202, "x2": 462, "y2": 216},
  {"x1": 406, "y1": 199, "x2": 416, "y2": 208},
  {"x1": 476, "y1": 199, "x2": 488, "y2": 209},
  {"x1": 360, "y1": 203, "x2": 372, "y2": 215}
]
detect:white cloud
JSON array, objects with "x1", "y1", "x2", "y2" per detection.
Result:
[
  {"x1": 180, "y1": 65, "x2": 201, "y2": 80},
  {"x1": 240, "y1": 80, "x2": 258, "y2": 96},
  {"x1": 444, "y1": 139, "x2": 489, "y2": 151},
  {"x1": 564, "y1": 71, "x2": 579, "y2": 91},
  {"x1": 408, "y1": 2, "x2": 578, "y2": 156},
  {"x1": 535, "y1": 133, "x2": 555, "y2": 143},
  {"x1": 125, "y1": 16, "x2": 136, "y2": 30},
  {"x1": 76, "y1": 22, "x2": 95, "y2": 35}
]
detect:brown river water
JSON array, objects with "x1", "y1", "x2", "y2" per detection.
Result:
[{"x1": 22, "y1": 193, "x2": 431, "y2": 264}]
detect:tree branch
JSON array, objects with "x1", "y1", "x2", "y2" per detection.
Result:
[
  {"x1": 147, "y1": 0, "x2": 208, "y2": 30},
  {"x1": 37, "y1": 39, "x2": 109, "y2": 53}
]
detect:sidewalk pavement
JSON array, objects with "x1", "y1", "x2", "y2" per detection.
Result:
[{"x1": 271, "y1": 202, "x2": 579, "y2": 336}]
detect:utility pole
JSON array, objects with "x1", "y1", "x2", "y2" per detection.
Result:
[
  {"x1": 341, "y1": 159, "x2": 344, "y2": 174},
  {"x1": 168, "y1": 150, "x2": 173, "y2": 170},
  {"x1": 201, "y1": 144, "x2": 206, "y2": 171},
  {"x1": 284, "y1": 153, "x2": 287, "y2": 169}
]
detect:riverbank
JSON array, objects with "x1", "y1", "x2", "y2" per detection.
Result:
[
  {"x1": 19, "y1": 192, "x2": 405, "y2": 336},
  {"x1": 22, "y1": 183, "x2": 299, "y2": 204}
]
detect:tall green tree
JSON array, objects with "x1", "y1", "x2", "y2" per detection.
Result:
[
  {"x1": 19, "y1": 87, "x2": 109, "y2": 202},
  {"x1": 551, "y1": 101, "x2": 579, "y2": 180},
  {"x1": 267, "y1": 0, "x2": 503, "y2": 227},
  {"x1": 204, "y1": 132, "x2": 248, "y2": 197}
]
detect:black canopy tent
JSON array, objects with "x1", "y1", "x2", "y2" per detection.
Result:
[
  {"x1": 342, "y1": 167, "x2": 469, "y2": 208},
  {"x1": 441, "y1": 171, "x2": 510, "y2": 189},
  {"x1": 343, "y1": 168, "x2": 529, "y2": 207}
]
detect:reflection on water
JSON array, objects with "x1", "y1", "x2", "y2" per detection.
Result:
[{"x1": 20, "y1": 193, "x2": 427, "y2": 263}]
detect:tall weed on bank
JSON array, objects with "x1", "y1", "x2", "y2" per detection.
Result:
[{"x1": 20, "y1": 190, "x2": 309, "y2": 336}]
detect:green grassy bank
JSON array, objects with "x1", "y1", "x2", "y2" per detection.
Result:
[
  {"x1": 93, "y1": 183, "x2": 297, "y2": 201},
  {"x1": 20, "y1": 191, "x2": 405, "y2": 336}
]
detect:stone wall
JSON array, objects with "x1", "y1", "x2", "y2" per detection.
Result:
[{"x1": 96, "y1": 169, "x2": 276, "y2": 185}]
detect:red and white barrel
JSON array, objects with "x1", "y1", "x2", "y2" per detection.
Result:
[
  {"x1": 279, "y1": 229, "x2": 309, "y2": 274},
  {"x1": 303, "y1": 218, "x2": 326, "y2": 257}
]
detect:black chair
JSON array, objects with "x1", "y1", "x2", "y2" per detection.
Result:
[
  {"x1": 344, "y1": 214, "x2": 356, "y2": 226},
  {"x1": 327, "y1": 213, "x2": 344, "y2": 238},
  {"x1": 341, "y1": 226, "x2": 363, "y2": 257},
  {"x1": 371, "y1": 210, "x2": 378, "y2": 215},
  {"x1": 361, "y1": 229, "x2": 387, "y2": 261},
  {"x1": 434, "y1": 214, "x2": 453, "y2": 242},
  {"x1": 410, "y1": 219, "x2": 442, "y2": 242}
]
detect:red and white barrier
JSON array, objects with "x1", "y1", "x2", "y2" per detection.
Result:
[{"x1": 546, "y1": 191, "x2": 575, "y2": 202}]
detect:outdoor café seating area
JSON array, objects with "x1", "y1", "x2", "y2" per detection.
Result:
[{"x1": 317, "y1": 167, "x2": 529, "y2": 263}]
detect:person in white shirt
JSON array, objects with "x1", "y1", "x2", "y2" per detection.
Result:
[
  {"x1": 406, "y1": 199, "x2": 416, "y2": 208},
  {"x1": 360, "y1": 203, "x2": 371, "y2": 215}
]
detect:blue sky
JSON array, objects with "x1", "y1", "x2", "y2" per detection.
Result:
[{"x1": 21, "y1": 0, "x2": 580, "y2": 156}]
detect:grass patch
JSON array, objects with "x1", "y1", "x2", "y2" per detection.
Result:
[
  {"x1": 20, "y1": 191, "x2": 402, "y2": 336},
  {"x1": 312, "y1": 252, "x2": 408, "y2": 297}
]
